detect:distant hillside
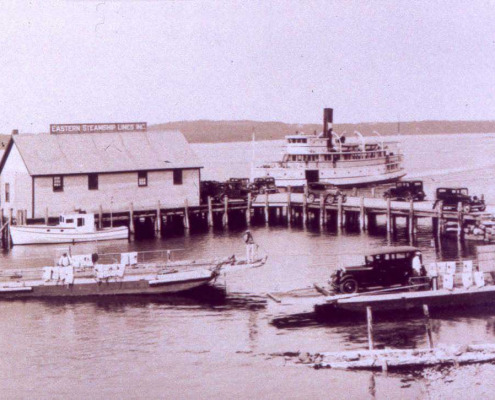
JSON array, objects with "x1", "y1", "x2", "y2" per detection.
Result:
[{"x1": 150, "y1": 120, "x2": 495, "y2": 143}]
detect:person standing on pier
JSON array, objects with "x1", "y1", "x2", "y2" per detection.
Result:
[{"x1": 243, "y1": 230, "x2": 256, "y2": 263}]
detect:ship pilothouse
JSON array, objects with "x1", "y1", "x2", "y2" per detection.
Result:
[{"x1": 256, "y1": 108, "x2": 406, "y2": 187}]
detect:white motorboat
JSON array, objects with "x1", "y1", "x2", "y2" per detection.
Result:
[
  {"x1": 255, "y1": 108, "x2": 406, "y2": 187},
  {"x1": 10, "y1": 213, "x2": 128, "y2": 245}
]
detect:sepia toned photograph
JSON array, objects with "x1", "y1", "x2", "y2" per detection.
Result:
[{"x1": 1, "y1": 1, "x2": 495, "y2": 399}]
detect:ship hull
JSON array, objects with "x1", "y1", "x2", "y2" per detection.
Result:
[
  {"x1": 0, "y1": 271, "x2": 214, "y2": 299},
  {"x1": 10, "y1": 225, "x2": 129, "y2": 245},
  {"x1": 255, "y1": 167, "x2": 406, "y2": 187}
]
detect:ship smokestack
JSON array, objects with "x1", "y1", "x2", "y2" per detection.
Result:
[{"x1": 323, "y1": 108, "x2": 333, "y2": 148}]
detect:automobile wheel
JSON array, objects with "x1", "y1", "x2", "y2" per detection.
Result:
[
  {"x1": 324, "y1": 195, "x2": 335, "y2": 204},
  {"x1": 307, "y1": 193, "x2": 315, "y2": 203},
  {"x1": 462, "y1": 204, "x2": 471, "y2": 213},
  {"x1": 340, "y1": 278, "x2": 358, "y2": 294}
]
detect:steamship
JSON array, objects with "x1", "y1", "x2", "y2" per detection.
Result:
[{"x1": 255, "y1": 108, "x2": 406, "y2": 187}]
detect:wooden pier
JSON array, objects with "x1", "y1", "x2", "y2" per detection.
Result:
[{"x1": 1, "y1": 191, "x2": 493, "y2": 249}]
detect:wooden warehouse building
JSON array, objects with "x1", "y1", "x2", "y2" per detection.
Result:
[{"x1": 0, "y1": 129, "x2": 203, "y2": 219}]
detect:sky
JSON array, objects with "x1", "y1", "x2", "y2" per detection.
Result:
[{"x1": 0, "y1": 0, "x2": 494, "y2": 133}]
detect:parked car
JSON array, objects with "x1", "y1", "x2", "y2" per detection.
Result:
[
  {"x1": 330, "y1": 246, "x2": 424, "y2": 294},
  {"x1": 306, "y1": 182, "x2": 347, "y2": 204},
  {"x1": 250, "y1": 177, "x2": 278, "y2": 194},
  {"x1": 433, "y1": 187, "x2": 486, "y2": 213},
  {"x1": 200, "y1": 181, "x2": 225, "y2": 204},
  {"x1": 218, "y1": 181, "x2": 252, "y2": 203},
  {"x1": 383, "y1": 181, "x2": 426, "y2": 201},
  {"x1": 228, "y1": 178, "x2": 250, "y2": 189}
]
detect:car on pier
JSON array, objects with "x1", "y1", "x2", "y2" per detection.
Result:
[
  {"x1": 249, "y1": 177, "x2": 278, "y2": 195},
  {"x1": 200, "y1": 181, "x2": 225, "y2": 204},
  {"x1": 434, "y1": 187, "x2": 486, "y2": 213},
  {"x1": 218, "y1": 180, "x2": 252, "y2": 203},
  {"x1": 306, "y1": 182, "x2": 347, "y2": 204},
  {"x1": 330, "y1": 246, "x2": 423, "y2": 294},
  {"x1": 383, "y1": 181, "x2": 426, "y2": 201}
]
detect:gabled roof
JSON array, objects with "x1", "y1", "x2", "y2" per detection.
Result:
[{"x1": 0, "y1": 130, "x2": 202, "y2": 176}]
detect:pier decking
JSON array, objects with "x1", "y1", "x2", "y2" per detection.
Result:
[{"x1": 1, "y1": 191, "x2": 493, "y2": 249}]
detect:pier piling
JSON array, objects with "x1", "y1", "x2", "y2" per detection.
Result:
[
  {"x1": 423, "y1": 304, "x2": 434, "y2": 349},
  {"x1": 366, "y1": 306, "x2": 374, "y2": 351},
  {"x1": 207, "y1": 196, "x2": 214, "y2": 227}
]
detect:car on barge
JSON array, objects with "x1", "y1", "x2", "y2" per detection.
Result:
[{"x1": 330, "y1": 246, "x2": 423, "y2": 294}]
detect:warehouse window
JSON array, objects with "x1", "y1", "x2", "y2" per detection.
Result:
[
  {"x1": 138, "y1": 171, "x2": 148, "y2": 187},
  {"x1": 88, "y1": 174, "x2": 98, "y2": 190},
  {"x1": 53, "y1": 176, "x2": 64, "y2": 192},
  {"x1": 173, "y1": 169, "x2": 183, "y2": 185},
  {"x1": 5, "y1": 183, "x2": 9, "y2": 203}
]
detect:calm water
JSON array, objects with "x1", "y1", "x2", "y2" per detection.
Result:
[{"x1": 2, "y1": 133, "x2": 495, "y2": 399}]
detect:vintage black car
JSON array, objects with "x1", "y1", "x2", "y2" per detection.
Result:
[
  {"x1": 383, "y1": 181, "x2": 426, "y2": 201},
  {"x1": 307, "y1": 182, "x2": 347, "y2": 204},
  {"x1": 433, "y1": 187, "x2": 486, "y2": 213},
  {"x1": 218, "y1": 181, "x2": 252, "y2": 203},
  {"x1": 228, "y1": 178, "x2": 251, "y2": 188},
  {"x1": 249, "y1": 177, "x2": 278, "y2": 194},
  {"x1": 200, "y1": 180, "x2": 225, "y2": 204},
  {"x1": 330, "y1": 246, "x2": 423, "y2": 294}
]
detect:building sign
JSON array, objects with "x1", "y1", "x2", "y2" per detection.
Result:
[{"x1": 50, "y1": 122, "x2": 147, "y2": 134}]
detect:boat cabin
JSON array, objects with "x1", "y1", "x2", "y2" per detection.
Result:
[{"x1": 58, "y1": 213, "x2": 96, "y2": 233}]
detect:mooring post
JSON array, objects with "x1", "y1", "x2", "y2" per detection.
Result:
[
  {"x1": 129, "y1": 202, "x2": 135, "y2": 234},
  {"x1": 223, "y1": 196, "x2": 229, "y2": 227},
  {"x1": 156, "y1": 200, "x2": 162, "y2": 232},
  {"x1": 287, "y1": 186, "x2": 292, "y2": 226},
  {"x1": 386, "y1": 197, "x2": 392, "y2": 233},
  {"x1": 184, "y1": 199, "x2": 190, "y2": 229},
  {"x1": 302, "y1": 192, "x2": 308, "y2": 226},
  {"x1": 423, "y1": 304, "x2": 434, "y2": 349},
  {"x1": 457, "y1": 201, "x2": 463, "y2": 239},
  {"x1": 359, "y1": 196, "x2": 365, "y2": 231},
  {"x1": 409, "y1": 199, "x2": 415, "y2": 237},
  {"x1": 98, "y1": 205, "x2": 103, "y2": 229},
  {"x1": 319, "y1": 195, "x2": 325, "y2": 227},
  {"x1": 436, "y1": 200, "x2": 443, "y2": 238},
  {"x1": 337, "y1": 194, "x2": 343, "y2": 230},
  {"x1": 366, "y1": 306, "x2": 374, "y2": 351},
  {"x1": 246, "y1": 192, "x2": 252, "y2": 227},
  {"x1": 207, "y1": 196, "x2": 214, "y2": 227},
  {"x1": 264, "y1": 192, "x2": 269, "y2": 225}
]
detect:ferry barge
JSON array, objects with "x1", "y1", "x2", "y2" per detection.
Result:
[
  {"x1": 0, "y1": 243, "x2": 267, "y2": 299},
  {"x1": 315, "y1": 245, "x2": 495, "y2": 315},
  {"x1": 255, "y1": 108, "x2": 406, "y2": 187}
]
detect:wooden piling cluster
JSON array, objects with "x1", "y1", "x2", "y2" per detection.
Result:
[{"x1": 1, "y1": 192, "x2": 489, "y2": 249}]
